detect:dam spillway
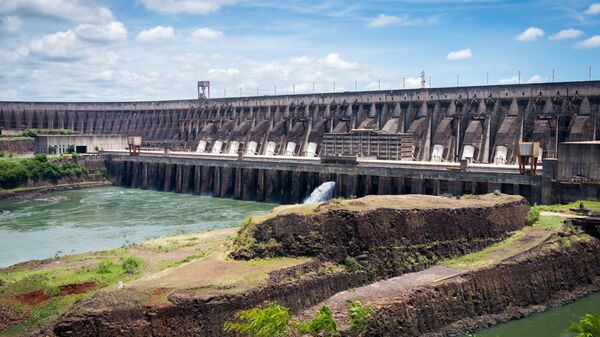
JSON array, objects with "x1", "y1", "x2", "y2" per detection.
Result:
[{"x1": 2, "y1": 81, "x2": 600, "y2": 203}]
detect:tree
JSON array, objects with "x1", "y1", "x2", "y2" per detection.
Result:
[{"x1": 568, "y1": 314, "x2": 600, "y2": 337}]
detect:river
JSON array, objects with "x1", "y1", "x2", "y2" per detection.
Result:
[
  {"x1": 0, "y1": 187, "x2": 276, "y2": 267},
  {"x1": 460, "y1": 291, "x2": 600, "y2": 337}
]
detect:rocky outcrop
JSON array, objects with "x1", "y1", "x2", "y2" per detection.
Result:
[
  {"x1": 363, "y1": 238, "x2": 600, "y2": 337},
  {"x1": 231, "y1": 195, "x2": 529, "y2": 275},
  {"x1": 0, "y1": 138, "x2": 35, "y2": 154}
]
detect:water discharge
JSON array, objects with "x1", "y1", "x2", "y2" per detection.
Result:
[
  {"x1": 0, "y1": 187, "x2": 276, "y2": 267},
  {"x1": 304, "y1": 181, "x2": 336, "y2": 204}
]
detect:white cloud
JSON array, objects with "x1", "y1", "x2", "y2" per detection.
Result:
[
  {"x1": 446, "y1": 48, "x2": 472, "y2": 60},
  {"x1": 498, "y1": 76, "x2": 519, "y2": 85},
  {"x1": 574, "y1": 35, "x2": 600, "y2": 49},
  {"x1": 136, "y1": 25, "x2": 175, "y2": 42},
  {"x1": 403, "y1": 77, "x2": 422, "y2": 89},
  {"x1": 367, "y1": 13, "x2": 438, "y2": 27},
  {"x1": 75, "y1": 21, "x2": 127, "y2": 42},
  {"x1": 549, "y1": 28, "x2": 583, "y2": 40},
  {"x1": 28, "y1": 30, "x2": 81, "y2": 60},
  {"x1": 1, "y1": 15, "x2": 21, "y2": 34},
  {"x1": 190, "y1": 27, "x2": 223, "y2": 41},
  {"x1": 527, "y1": 75, "x2": 543, "y2": 83},
  {"x1": 138, "y1": 0, "x2": 236, "y2": 15},
  {"x1": 585, "y1": 3, "x2": 600, "y2": 15},
  {"x1": 516, "y1": 27, "x2": 544, "y2": 42},
  {"x1": 207, "y1": 68, "x2": 239, "y2": 76},
  {"x1": 289, "y1": 56, "x2": 310, "y2": 65},
  {"x1": 323, "y1": 52, "x2": 358, "y2": 69},
  {"x1": 368, "y1": 14, "x2": 401, "y2": 27},
  {"x1": 0, "y1": 0, "x2": 113, "y2": 23}
]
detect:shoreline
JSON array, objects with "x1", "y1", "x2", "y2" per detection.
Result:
[{"x1": 0, "y1": 180, "x2": 113, "y2": 201}]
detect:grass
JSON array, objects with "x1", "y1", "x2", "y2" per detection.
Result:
[
  {"x1": 0, "y1": 136, "x2": 34, "y2": 141},
  {"x1": 539, "y1": 200, "x2": 600, "y2": 214},
  {"x1": 534, "y1": 215, "x2": 563, "y2": 231}
]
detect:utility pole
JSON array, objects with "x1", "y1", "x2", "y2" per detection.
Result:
[
  {"x1": 312, "y1": 82, "x2": 315, "y2": 93},
  {"x1": 552, "y1": 68, "x2": 555, "y2": 82},
  {"x1": 224, "y1": 88, "x2": 226, "y2": 97},
  {"x1": 486, "y1": 72, "x2": 489, "y2": 85},
  {"x1": 429, "y1": 76, "x2": 431, "y2": 88},
  {"x1": 274, "y1": 84, "x2": 277, "y2": 95},
  {"x1": 518, "y1": 71, "x2": 521, "y2": 84},
  {"x1": 333, "y1": 81, "x2": 336, "y2": 93},
  {"x1": 403, "y1": 77, "x2": 406, "y2": 90},
  {"x1": 456, "y1": 74, "x2": 459, "y2": 87},
  {"x1": 378, "y1": 79, "x2": 381, "y2": 90},
  {"x1": 355, "y1": 80, "x2": 357, "y2": 91},
  {"x1": 257, "y1": 86, "x2": 259, "y2": 96},
  {"x1": 589, "y1": 66, "x2": 592, "y2": 81},
  {"x1": 240, "y1": 87, "x2": 242, "y2": 96},
  {"x1": 293, "y1": 84, "x2": 295, "y2": 95}
]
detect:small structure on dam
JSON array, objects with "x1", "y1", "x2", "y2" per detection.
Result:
[{"x1": 35, "y1": 135, "x2": 128, "y2": 154}]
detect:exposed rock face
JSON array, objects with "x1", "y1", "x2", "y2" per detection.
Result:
[
  {"x1": 363, "y1": 238, "x2": 600, "y2": 337},
  {"x1": 0, "y1": 138, "x2": 35, "y2": 154},
  {"x1": 231, "y1": 195, "x2": 529, "y2": 276}
]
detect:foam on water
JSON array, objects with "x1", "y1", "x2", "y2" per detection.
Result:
[{"x1": 304, "y1": 181, "x2": 336, "y2": 204}]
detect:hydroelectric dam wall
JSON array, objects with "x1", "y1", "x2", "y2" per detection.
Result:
[{"x1": 2, "y1": 81, "x2": 599, "y2": 203}]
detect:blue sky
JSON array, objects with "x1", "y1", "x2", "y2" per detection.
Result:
[{"x1": 1, "y1": 0, "x2": 599, "y2": 101}]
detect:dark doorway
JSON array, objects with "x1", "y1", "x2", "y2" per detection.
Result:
[{"x1": 75, "y1": 146, "x2": 87, "y2": 154}]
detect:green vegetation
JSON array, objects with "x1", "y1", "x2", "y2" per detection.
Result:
[
  {"x1": 0, "y1": 154, "x2": 87, "y2": 189},
  {"x1": 344, "y1": 256, "x2": 362, "y2": 272},
  {"x1": 224, "y1": 301, "x2": 291, "y2": 337},
  {"x1": 296, "y1": 306, "x2": 339, "y2": 336},
  {"x1": 568, "y1": 313, "x2": 600, "y2": 337},
  {"x1": 96, "y1": 259, "x2": 114, "y2": 274},
  {"x1": 539, "y1": 200, "x2": 600, "y2": 214},
  {"x1": 21, "y1": 129, "x2": 77, "y2": 137},
  {"x1": 21, "y1": 130, "x2": 38, "y2": 138},
  {"x1": 535, "y1": 215, "x2": 563, "y2": 231},
  {"x1": 346, "y1": 300, "x2": 373, "y2": 333},
  {"x1": 525, "y1": 204, "x2": 540, "y2": 226},
  {"x1": 121, "y1": 257, "x2": 142, "y2": 274}
]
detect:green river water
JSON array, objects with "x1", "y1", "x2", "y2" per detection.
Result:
[
  {"x1": 459, "y1": 290, "x2": 600, "y2": 337},
  {"x1": 0, "y1": 187, "x2": 275, "y2": 268},
  {"x1": 0, "y1": 187, "x2": 597, "y2": 334}
]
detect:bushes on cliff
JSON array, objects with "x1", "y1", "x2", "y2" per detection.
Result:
[
  {"x1": 525, "y1": 204, "x2": 540, "y2": 226},
  {"x1": 347, "y1": 300, "x2": 373, "y2": 333},
  {"x1": 224, "y1": 301, "x2": 291, "y2": 337},
  {"x1": 296, "y1": 305, "x2": 339, "y2": 336},
  {"x1": 0, "y1": 155, "x2": 87, "y2": 189}
]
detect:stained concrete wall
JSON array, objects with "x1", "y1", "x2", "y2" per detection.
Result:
[
  {"x1": 2, "y1": 81, "x2": 598, "y2": 163},
  {"x1": 35, "y1": 135, "x2": 128, "y2": 154}
]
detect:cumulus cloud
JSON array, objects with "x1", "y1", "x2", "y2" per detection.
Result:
[
  {"x1": 0, "y1": 0, "x2": 113, "y2": 23},
  {"x1": 549, "y1": 28, "x2": 583, "y2": 40},
  {"x1": 138, "y1": 0, "x2": 236, "y2": 15},
  {"x1": 75, "y1": 21, "x2": 127, "y2": 42},
  {"x1": 1, "y1": 15, "x2": 21, "y2": 34},
  {"x1": 289, "y1": 56, "x2": 310, "y2": 65},
  {"x1": 585, "y1": 3, "x2": 600, "y2": 15},
  {"x1": 446, "y1": 48, "x2": 472, "y2": 60},
  {"x1": 323, "y1": 52, "x2": 358, "y2": 69},
  {"x1": 527, "y1": 75, "x2": 543, "y2": 83},
  {"x1": 136, "y1": 25, "x2": 174, "y2": 42},
  {"x1": 190, "y1": 27, "x2": 223, "y2": 41},
  {"x1": 574, "y1": 35, "x2": 600, "y2": 49},
  {"x1": 28, "y1": 30, "x2": 81, "y2": 60},
  {"x1": 516, "y1": 27, "x2": 544, "y2": 42}
]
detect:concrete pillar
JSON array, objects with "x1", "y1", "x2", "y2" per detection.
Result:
[
  {"x1": 541, "y1": 158, "x2": 558, "y2": 204},
  {"x1": 411, "y1": 178, "x2": 424, "y2": 194},
  {"x1": 487, "y1": 182, "x2": 501, "y2": 194},
  {"x1": 378, "y1": 176, "x2": 392, "y2": 195}
]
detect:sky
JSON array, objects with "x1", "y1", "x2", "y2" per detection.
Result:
[{"x1": 0, "y1": 0, "x2": 600, "y2": 102}]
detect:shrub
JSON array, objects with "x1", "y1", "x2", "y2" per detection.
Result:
[
  {"x1": 344, "y1": 256, "x2": 361, "y2": 272},
  {"x1": 346, "y1": 300, "x2": 373, "y2": 333},
  {"x1": 97, "y1": 259, "x2": 114, "y2": 274},
  {"x1": 22, "y1": 129, "x2": 38, "y2": 138},
  {"x1": 296, "y1": 305, "x2": 339, "y2": 336},
  {"x1": 224, "y1": 301, "x2": 290, "y2": 337},
  {"x1": 34, "y1": 153, "x2": 48, "y2": 162},
  {"x1": 568, "y1": 313, "x2": 600, "y2": 337},
  {"x1": 525, "y1": 204, "x2": 540, "y2": 226},
  {"x1": 66, "y1": 145, "x2": 75, "y2": 154},
  {"x1": 122, "y1": 257, "x2": 142, "y2": 274}
]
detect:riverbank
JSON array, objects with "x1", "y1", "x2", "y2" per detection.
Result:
[
  {"x1": 1, "y1": 194, "x2": 598, "y2": 337},
  {"x1": 0, "y1": 180, "x2": 112, "y2": 200}
]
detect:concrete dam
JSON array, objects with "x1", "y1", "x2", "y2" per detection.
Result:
[{"x1": 1, "y1": 81, "x2": 599, "y2": 204}]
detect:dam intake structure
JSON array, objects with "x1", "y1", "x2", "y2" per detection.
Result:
[{"x1": 2, "y1": 81, "x2": 600, "y2": 204}]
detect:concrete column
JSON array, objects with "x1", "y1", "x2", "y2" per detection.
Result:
[
  {"x1": 487, "y1": 182, "x2": 501, "y2": 194},
  {"x1": 541, "y1": 159, "x2": 558, "y2": 204},
  {"x1": 411, "y1": 178, "x2": 424, "y2": 194},
  {"x1": 378, "y1": 176, "x2": 392, "y2": 195}
]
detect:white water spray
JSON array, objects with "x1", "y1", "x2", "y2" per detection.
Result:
[{"x1": 304, "y1": 181, "x2": 336, "y2": 204}]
